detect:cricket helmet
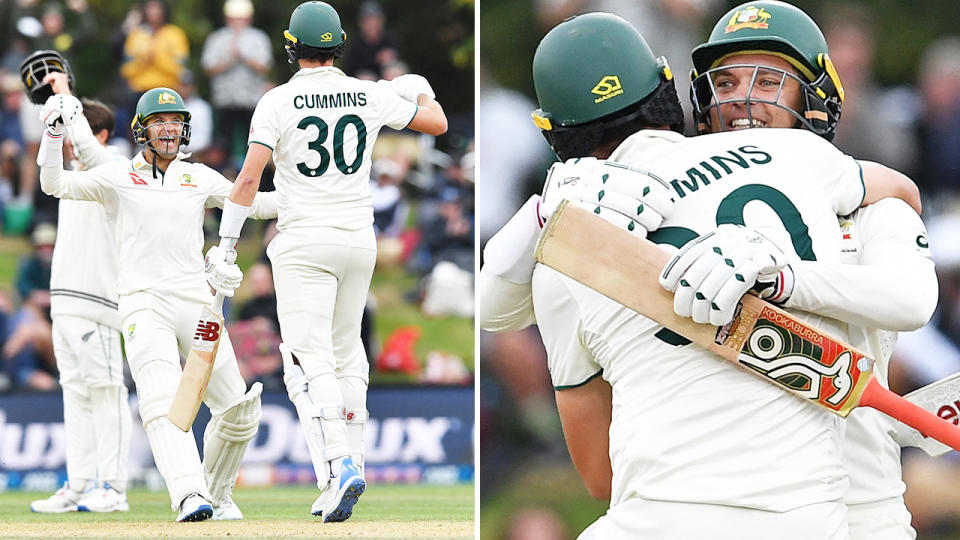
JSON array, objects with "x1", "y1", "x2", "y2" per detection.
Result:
[
  {"x1": 690, "y1": 1, "x2": 844, "y2": 140},
  {"x1": 284, "y1": 1, "x2": 347, "y2": 64},
  {"x1": 130, "y1": 87, "x2": 192, "y2": 150},
  {"x1": 19, "y1": 50, "x2": 75, "y2": 105},
  {"x1": 531, "y1": 12, "x2": 684, "y2": 161}
]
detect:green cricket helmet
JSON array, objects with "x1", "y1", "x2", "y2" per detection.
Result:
[
  {"x1": 284, "y1": 1, "x2": 347, "y2": 65},
  {"x1": 689, "y1": 1, "x2": 844, "y2": 140},
  {"x1": 130, "y1": 87, "x2": 192, "y2": 151},
  {"x1": 531, "y1": 12, "x2": 684, "y2": 161}
]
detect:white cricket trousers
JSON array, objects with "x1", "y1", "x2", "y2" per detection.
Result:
[
  {"x1": 52, "y1": 315, "x2": 130, "y2": 492},
  {"x1": 578, "y1": 498, "x2": 849, "y2": 540},
  {"x1": 847, "y1": 497, "x2": 916, "y2": 540},
  {"x1": 267, "y1": 225, "x2": 375, "y2": 465},
  {"x1": 120, "y1": 291, "x2": 246, "y2": 509},
  {"x1": 267, "y1": 225, "x2": 376, "y2": 382}
]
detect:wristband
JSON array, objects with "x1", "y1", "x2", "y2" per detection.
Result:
[
  {"x1": 219, "y1": 198, "x2": 251, "y2": 239},
  {"x1": 37, "y1": 130, "x2": 64, "y2": 168}
]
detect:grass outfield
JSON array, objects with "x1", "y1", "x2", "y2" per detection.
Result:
[{"x1": 0, "y1": 484, "x2": 475, "y2": 538}]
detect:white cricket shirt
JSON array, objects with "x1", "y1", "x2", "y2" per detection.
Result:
[
  {"x1": 839, "y1": 199, "x2": 933, "y2": 506},
  {"x1": 535, "y1": 128, "x2": 865, "y2": 512},
  {"x1": 40, "y1": 151, "x2": 277, "y2": 314},
  {"x1": 248, "y1": 66, "x2": 417, "y2": 231}
]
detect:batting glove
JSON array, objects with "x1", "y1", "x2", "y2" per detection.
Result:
[
  {"x1": 539, "y1": 157, "x2": 676, "y2": 237},
  {"x1": 377, "y1": 73, "x2": 436, "y2": 102},
  {"x1": 659, "y1": 224, "x2": 793, "y2": 326},
  {"x1": 39, "y1": 94, "x2": 82, "y2": 136},
  {"x1": 204, "y1": 245, "x2": 242, "y2": 297}
]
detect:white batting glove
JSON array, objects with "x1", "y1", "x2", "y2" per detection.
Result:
[
  {"x1": 203, "y1": 245, "x2": 242, "y2": 297},
  {"x1": 539, "y1": 157, "x2": 676, "y2": 237},
  {"x1": 377, "y1": 73, "x2": 436, "y2": 102},
  {"x1": 659, "y1": 224, "x2": 794, "y2": 326},
  {"x1": 39, "y1": 94, "x2": 82, "y2": 136}
]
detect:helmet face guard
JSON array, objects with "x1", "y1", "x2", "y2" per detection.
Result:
[
  {"x1": 133, "y1": 115, "x2": 192, "y2": 157},
  {"x1": 690, "y1": 60, "x2": 841, "y2": 140},
  {"x1": 19, "y1": 50, "x2": 75, "y2": 105}
]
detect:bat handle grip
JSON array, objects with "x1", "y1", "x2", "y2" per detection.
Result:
[{"x1": 860, "y1": 378, "x2": 960, "y2": 453}]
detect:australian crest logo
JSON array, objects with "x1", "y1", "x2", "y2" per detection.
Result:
[
  {"x1": 180, "y1": 173, "x2": 196, "y2": 188},
  {"x1": 157, "y1": 92, "x2": 177, "y2": 104},
  {"x1": 591, "y1": 75, "x2": 623, "y2": 104},
  {"x1": 725, "y1": 6, "x2": 771, "y2": 33},
  {"x1": 320, "y1": 32, "x2": 333, "y2": 43},
  {"x1": 127, "y1": 323, "x2": 136, "y2": 340}
]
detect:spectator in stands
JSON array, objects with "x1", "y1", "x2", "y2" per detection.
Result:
[
  {"x1": 344, "y1": 1, "x2": 401, "y2": 80},
  {"x1": 823, "y1": 4, "x2": 917, "y2": 175},
  {"x1": 236, "y1": 262, "x2": 280, "y2": 331},
  {"x1": 15, "y1": 222, "x2": 55, "y2": 302},
  {"x1": 5, "y1": 222, "x2": 57, "y2": 390},
  {"x1": 201, "y1": 0, "x2": 272, "y2": 168},
  {"x1": 370, "y1": 157, "x2": 407, "y2": 237},
  {"x1": 0, "y1": 74, "x2": 23, "y2": 147},
  {"x1": 31, "y1": 2, "x2": 93, "y2": 57},
  {"x1": 119, "y1": 0, "x2": 188, "y2": 130},
  {"x1": 915, "y1": 37, "x2": 960, "y2": 196},
  {"x1": 231, "y1": 263, "x2": 282, "y2": 388},
  {"x1": 411, "y1": 186, "x2": 473, "y2": 275},
  {"x1": 177, "y1": 70, "x2": 213, "y2": 162}
]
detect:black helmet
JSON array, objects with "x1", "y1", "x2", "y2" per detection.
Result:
[{"x1": 19, "y1": 50, "x2": 75, "y2": 105}]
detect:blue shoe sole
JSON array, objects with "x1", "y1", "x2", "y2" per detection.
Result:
[
  {"x1": 315, "y1": 478, "x2": 366, "y2": 522},
  {"x1": 179, "y1": 504, "x2": 213, "y2": 522},
  {"x1": 77, "y1": 505, "x2": 89, "y2": 512}
]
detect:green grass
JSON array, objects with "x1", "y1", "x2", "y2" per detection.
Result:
[{"x1": 1, "y1": 484, "x2": 475, "y2": 538}]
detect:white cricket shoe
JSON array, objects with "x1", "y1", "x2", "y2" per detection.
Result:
[
  {"x1": 212, "y1": 495, "x2": 243, "y2": 520},
  {"x1": 176, "y1": 493, "x2": 213, "y2": 522},
  {"x1": 311, "y1": 457, "x2": 366, "y2": 522},
  {"x1": 78, "y1": 483, "x2": 129, "y2": 512},
  {"x1": 30, "y1": 483, "x2": 83, "y2": 513}
]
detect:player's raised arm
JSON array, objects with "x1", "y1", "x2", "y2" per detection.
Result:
[
  {"x1": 36, "y1": 95, "x2": 111, "y2": 203},
  {"x1": 408, "y1": 93, "x2": 447, "y2": 136},
  {"x1": 859, "y1": 160, "x2": 923, "y2": 215}
]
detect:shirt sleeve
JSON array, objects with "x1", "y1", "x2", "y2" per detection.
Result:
[
  {"x1": 532, "y1": 265, "x2": 603, "y2": 389},
  {"x1": 785, "y1": 199, "x2": 937, "y2": 331},
  {"x1": 67, "y1": 115, "x2": 116, "y2": 169},
  {"x1": 802, "y1": 132, "x2": 865, "y2": 216},
  {"x1": 477, "y1": 272, "x2": 536, "y2": 332},
  {"x1": 372, "y1": 84, "x2": 419, "y2": 131},
  {"x1": 248, "y1": 91, "x2": 280, "y2": 150},
  {"x1": 40, "y1": 160, "x2": 114, "y2": 204}
]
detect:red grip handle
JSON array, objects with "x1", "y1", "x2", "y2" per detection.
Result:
[{"x1": 859, "y1": 378, "x2": 960, "y2": 452}]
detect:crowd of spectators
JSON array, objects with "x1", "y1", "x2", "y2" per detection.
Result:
[
  {"x1": 0, "y1": 0, "x2": 474, "y2": 395},
  {"x1": 478, "y1": 1, "x2": 960, "y2": 538}
]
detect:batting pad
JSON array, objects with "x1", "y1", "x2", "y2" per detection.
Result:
[
  {"x1": 203, "y1": 382, "x2": 262, "y2": 503},
  {"x1": 145, "y1": 416, "x2": 210, "y2": 510},
  {"x1": 339, "y1": 375, "x2": 369, "y2": 471}
]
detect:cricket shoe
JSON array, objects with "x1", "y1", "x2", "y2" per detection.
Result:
[
  {"x1": 212, "y1": 495, "x2": 243, "y2": 520},
  {"x1": 176, "y1": 493, "x2": 213, "y2": 522},
  {"x1": 311, "y1": 457, "x2": 366, "y2": 522},
  {"x1": 30, "y1": 483, "x2": 84, "y2": 513},
  {"x1": 78, "y1": 483, "x2": 129, "y2": 512}
]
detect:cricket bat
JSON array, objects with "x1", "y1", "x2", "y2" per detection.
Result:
[
  {"x1": 536, "y1": 201, "x2": 960, "y2": 453},
  {"x1": 168, "y1": 293, "x2": 225, "y2": 431},
  {"x1": 892, "y1": 371, "x2": 960, "y2": 456}
]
